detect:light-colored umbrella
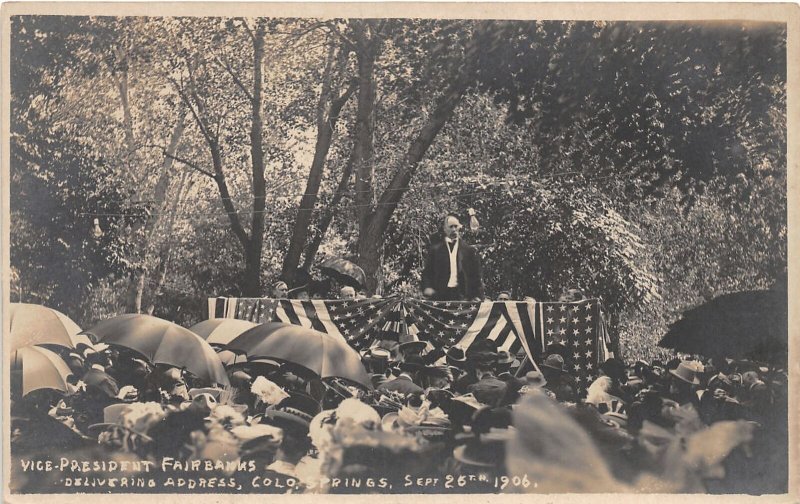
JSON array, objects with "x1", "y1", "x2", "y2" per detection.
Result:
[
  {"x1": 227, "y1": 322, "x2": 372, "y2": 388},
  {"x1": 10, "y1": 303, "x2": 94, "y2": 350},
  {"x1": 11, "y1": 346, "x2": 74, "y2": 396},
  {"x1": 82, "y1": 314, "x2": 229, "y2": 386},
  {"x1": 189, "y1": 319, "x2": 257, "y2": 346}
]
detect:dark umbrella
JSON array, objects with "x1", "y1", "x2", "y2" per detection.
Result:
[
  {"x1": 82, "y1": 314, "x2": 229, "y2": 386},
  {"x1": 227, "y1": 322, "x2": 372, "y2": 388},
  {"x1": 658, "y1": 290, "x2": 788, "y2": 364},
  {"x1": 319, "y1": 257, "x2": 367, "y2": 290}
]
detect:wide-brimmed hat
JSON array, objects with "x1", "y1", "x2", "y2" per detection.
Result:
[
  {"x1": 601, "y1": 400, "x2": 628, "y2": 429},
  {"x1": 669, "y1": 361, "x2": 701, "y2": 385},
  {"x1": 446, "y1": 346, "x2": 468, "y2": 366},
  {"x1": 448, "y1": 393, "x2": 486, "y2": 425},
  {"x1": 88, "y1": 403, "x2": 155, "y2": 441},
  {"x1": 467, "y1": 339, "x2": 499, "y2": 356},
  {"x1": 523, "y1": 371, "x2": 547, "y2": 388},
  {"x1": 398, "y1": 341, "x2": 427, "y2": 355},
  {"x1": 261, "y1": 392, "x2": 321, "y2": 435},
  {"x1": 234, "y1": 424, "x2": 283, "y2": 458},
  {"x1": 496, "y1": 350, "x2": 520, "y2": 368},
  {"x1": 542, "y1": 354, "x2": 567, "y2": 373},
  {"x1": 452, "y1": 429, "x2": 513, "y2": 467}
]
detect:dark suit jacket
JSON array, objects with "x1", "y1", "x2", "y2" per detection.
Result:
[
  {"x1": 377, "y1": 375, "x2": 424, "y2": 396},
  {"x1": 421, "y1": 235, "x2": 484, "y2": 300}
]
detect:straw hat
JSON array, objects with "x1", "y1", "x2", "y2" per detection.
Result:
[{"x1": 669, "y1": 361, "x2": 701, "y2": 385}]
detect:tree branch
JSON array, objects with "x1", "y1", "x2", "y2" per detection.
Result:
[
  {"x1": 211, "y1": 52, "x2": 254, "y2": 102},
  {"x1": 154, "y1": 147, "x2": 216, "y2": 179}
]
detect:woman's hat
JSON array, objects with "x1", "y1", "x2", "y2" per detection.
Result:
[
  {"x1": 262, "y1": 392, "x2": 321, "y2": 435},
  {"x1": 88, "y1": 404, "x2": 154, "y2": 441},
  {"x1": 669, "y1": 361, "x2": 701, "y2": 385}
]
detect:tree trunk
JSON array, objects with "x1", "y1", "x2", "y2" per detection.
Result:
[
  {"x1": 282, "y1": 44, "x2": 355, "y2": 285},
  {"x1": 352, "y1": 23, "x2": 378, "y2": 237},
  {"x1": 125, "y1": 111, "x2": 186, "y2": 313},
  {"x1": 244, "y1": 23, "x2": 267, "y2": 297},
  {"x1": 302, "y1": 149, "x2": 356, "y2": 269},
  {"x1": 356, "y1": 220, "x2": 383, "y2": 294},
  {"x1": 144, "y1": 170, "x2": 192, "y2": 315}
]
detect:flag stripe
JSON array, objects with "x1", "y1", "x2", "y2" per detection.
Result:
[
  {"x1": 304, "y1": 300, "x2": 327, "y2": 333},
  {"x1": 315, "y1": 301, "x2": 342, "y2": 338},
  {"x1": 456, "y1": 301, "x2": 496, "y2": 349},
  {"x1": 473, "y1": 304, "x2": 505, "y2": 345},
  {"x1": 279, "y1": 300, "x2": 301, "y2": 326}
]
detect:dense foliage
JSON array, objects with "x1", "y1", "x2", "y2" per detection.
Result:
[{"x1": 9, "y1": 17, "x2": 787, "y2": 358}]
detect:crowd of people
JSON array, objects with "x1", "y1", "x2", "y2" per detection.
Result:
[{"x1": 10, "y1": 323, "x2": 788, "y2": 494}]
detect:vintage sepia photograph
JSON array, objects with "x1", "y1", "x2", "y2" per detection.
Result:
[{"x1": 2, "y1": 3, "x2": 796, "y2": 499}]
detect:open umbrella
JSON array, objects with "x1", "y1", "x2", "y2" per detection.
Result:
[
  {"x1": 82, "y1": 314, "x2": 229, "y2": 386},
  {"x1": 658, "y1": 290, "x2": 788, "y2": 364},
  {"x1": 227, "y1": 322, "x2": 371, "y2": 388},
  {"x1": 319, "y1": 257, "x2": 367, "y2": 289},
  {"x1": 10, "y1": 303, "x2": 94, "y2": 351},
  {"x1": 11, "y1": 346, "x2": 74, "y2": 396},
  {"x1": 189, "y1": 319, "x2": 258, "y2": 346},
  {"x1": 190, "y1": 319, "x2": 257, "y2": 367}
]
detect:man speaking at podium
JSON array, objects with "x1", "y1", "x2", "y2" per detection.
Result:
[{"x1": 421, "y1": 213, "x2": 484, "y2": 302}]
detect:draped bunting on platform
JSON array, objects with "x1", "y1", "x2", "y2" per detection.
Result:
[{"x1": 208, "y1": 296, "x2": 613, "y2": 386}]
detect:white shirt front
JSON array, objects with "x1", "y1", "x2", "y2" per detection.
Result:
[{"x1": 446, "y1": 238, "x2": 459, "y2": 288}]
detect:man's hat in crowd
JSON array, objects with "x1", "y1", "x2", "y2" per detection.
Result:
[
  {"x1": 545, "y1": 343, "x2": 568, "y2": 359},
  {"x1": 364, "y1": 347, "x2": 391, "y2": 363},
  {"x1": 453, "y1": 429, "x2": 513, "y2": 468},
  {"x1": 446, "y1": 346, "x2": 468, "y2": 366},
  {"x1": 496, "y1": 351, "x2": 520, "y2": 370},
  {"x1": 669, "y1": 361, "x2": 701, "y2": 385},
  {"x1": 524, "y1": 370, "x2": 548, "y2": 388},
  {"x1": 398, "y1": 340, "x2": 427, "y2": 356},
  {"x1": 542, "y1": 354, "x2": 567, "y2": 373},
  {"x1": 399, "y1": 355, "x2": 426, "y2": 373}
]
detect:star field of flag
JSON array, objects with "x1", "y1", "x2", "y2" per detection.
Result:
[{"x1": 539, "y1": 299, "x2": 607, "y2": 390}]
